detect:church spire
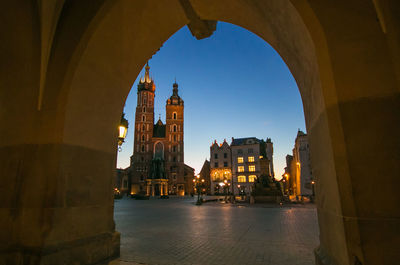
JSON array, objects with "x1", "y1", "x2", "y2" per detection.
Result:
[
  {"x1": 172, "y1": 80, "x2": 178, "y2": 96},
  {"x1": 144, "y1": 62, "x2": 151, "y2": 83}
]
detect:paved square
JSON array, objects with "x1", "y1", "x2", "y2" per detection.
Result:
[{"x1": 111, "y1": 197, "x2": 319, "y2": 265}]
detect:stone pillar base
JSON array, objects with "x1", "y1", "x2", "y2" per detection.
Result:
[{"x1": 1, "y1": 231, "x2": 120, "y2": 265}]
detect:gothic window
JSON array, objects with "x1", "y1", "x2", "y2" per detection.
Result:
[
  {"x1": 142, "y1": 115, "x2": 145, "y2": 122},
  {"x1": 173, "y1": 125, "x2": 177, "y2": 132},
  {"x1": 143, "y1": 98, "x2": 147, "y2": 105},
  {"x1": 173, "y1": 112, "x2": 177, "y2": 119},
  {"x1": 142, "y1": 124, "x2": 145, "y2": 131},
  {"x1": 154, "y1": 142, "x2": 164, "y2": 159},
  {"x1": 141, "y1": 145, "x2": 145, "y2": 152},
  {"x1": 143, "y1": 107, "x2": 146, "y2": 112},
  {"x1": 173, "y1": 146, "x2": 176, "y2": 152},
  {"x1": 142, "y1": 135, "x2": 145, "y2": 141}
]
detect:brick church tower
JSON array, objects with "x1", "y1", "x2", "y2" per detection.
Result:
[{"x1": 129, "y1": 64, "x2": 187, "y2": 196}]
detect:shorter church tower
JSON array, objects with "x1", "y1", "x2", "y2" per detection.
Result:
[{"x1": 165, "y1": 82, "x2": 185, "y2": 195}]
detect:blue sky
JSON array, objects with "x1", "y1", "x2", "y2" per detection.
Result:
[{"x1": 117, "y1": 22, "x2": 306, "y2": 179}]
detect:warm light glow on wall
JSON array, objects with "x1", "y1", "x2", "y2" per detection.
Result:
[
  {"x1": 248, "y1": 156, "x2": 255, "y2": 162},
  {"x1": 238, "y1": 176, "x2": 246, "y2": 182},
  {"x1": 237, "y1": 157, "x2": 244, "y2": 163},
  {"x1": 238, "y1": 166, "x2": 244, "y2": 172},
  {"x1": 249, "y1": 165, "x2": 255, "y2": 172}
]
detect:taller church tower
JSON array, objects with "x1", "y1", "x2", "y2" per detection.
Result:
[{"x1": 131, "y1": 63, "x2": 155, "y2": 191}]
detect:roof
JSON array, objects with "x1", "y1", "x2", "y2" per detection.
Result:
[
  {"x1": 153, "y1": 122, "x2": 166, "y2": 138},
  {"x1": 231, "y1": 137, "x2": 260, "y2": 146}
]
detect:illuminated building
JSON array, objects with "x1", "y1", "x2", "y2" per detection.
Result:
[{"x1": 210, "y1": 139, "x2": 232, "y2": 195}]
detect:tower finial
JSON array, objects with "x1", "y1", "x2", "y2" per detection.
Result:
[{"x1": 144, "y1": 62, "x2": 151, "y2": 82}]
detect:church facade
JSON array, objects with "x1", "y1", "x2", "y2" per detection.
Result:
[{"x1": 128, "y1": 64, "x2": 189, "y2": 196}]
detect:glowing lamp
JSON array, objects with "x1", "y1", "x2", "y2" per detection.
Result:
[{"x1": 118, "y1": 113, "x2": 129, "y2": 151}]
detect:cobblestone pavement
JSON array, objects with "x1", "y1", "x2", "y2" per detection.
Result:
[{"x1": 108, "y1": 197, "x2": 319, "y2": 265}]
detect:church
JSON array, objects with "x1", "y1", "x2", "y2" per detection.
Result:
[{"x1": 128, "y1": 63, "x2": 194, "y2": 196}]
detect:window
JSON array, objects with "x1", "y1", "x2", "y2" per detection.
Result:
[
  {"x1": 224, "y1": 162, "x2": 228, "y2": 167},
  {"x1": 214, "y1": 162, "x2": 218, "y2": 167},
  {"x1": 173, "y1": 125, "x2": 177, "y2": 132},
  {"x1": 140, "y1": 175, "x2": 144, "y2": 181},
  {"x1": 141, "y1": 145, "x2": 145, "y2": 152},
  {"x1": 249, "y1": 175, "x2": 257, "y2": 182},
  {"x1": 143, "y1": 98, "x2": 147, "y2": 105},
  {"x1": 238, "y1": 149, "x2": 243, "y2": 154},
  {"x1": 142, "y1": 124, "x2": 145, "y2": 131},
  {"x1": 214, "y1": 153, "x2": 218, "y2": 159},
  {"x1": 173, "y1": 112, "x2": 177, "y2": 119},
  {"x1": 249, "y1": 165, "x2": 256, "y2": 172},
  {"x1": 142, "y1": 115, "x2": 145, "y2": 122},
  {"x1": 143, "y1": 107, "x2": 146, "y2": 112},
  {"x1": 238, "y1": 175, "x2": 246, "y2": 182},
  {"x1": 248, "y1": 148, "x2": 253, "y2": 153},
  {"x1": 248, "y1": 156, "x2": 255, "y2": 162},
  {"x1": 142, "y1": 135, "x2": 145, "y2": 141},
  {"x1": 237, "y1": 157, "x2": 244, "y2": 163},
  {"x1": 173, "y1": 156, "x2": 176, "y2": 162},
  {"x1": 224, "y1": 153, "x2": 227, "y2": 158},
  {"x1": 238, "y1": 166, "x2": 244, "y2": 172},
  {"x1": 173, "y1": 146, "x2": 176, "y2": 152}
]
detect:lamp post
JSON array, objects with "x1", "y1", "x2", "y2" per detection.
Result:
[
  {"x1": 194, "y1": 175, "x2": 204, "y2": 205},
  {"x1": 118, "y1": 113, "x2": 129, "y2": 152}
]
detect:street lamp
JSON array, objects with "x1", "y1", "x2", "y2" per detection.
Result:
[
  {"x1": 194, "y1": 175, "x2": 204, "y2": 205},
  {"x1": 118, "y1": 113, "x2": 129, "y2": 152}
]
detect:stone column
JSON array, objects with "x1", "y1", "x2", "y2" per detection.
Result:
[
  {"x1": 146, "y1": 183, "x2": 150, "y2": 196},
  {"x1": 160, "y1": 182, "x2": 164, "y2": 196}
]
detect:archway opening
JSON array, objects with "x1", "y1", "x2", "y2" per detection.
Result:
[{"x1": 113, "y1": 22, "x2": 318, "y2": 265}]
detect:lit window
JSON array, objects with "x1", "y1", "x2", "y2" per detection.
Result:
[
  {"x1": 249, "y1": 175, "x2": 257, "y2": 182},
  {"x1": 259, "y1": 155, "x2": 263, "y2": 159},
  {"x1": 238, "y1": 166, "x2": 244, "y2": 172},
  {"x1": 237, "y1": 157, "x2": 244, "y2": 163},
  {"x1": 238, "y1": 175, "x2": 246, "y2": 182},
  {"x1": 248, "y1": 156, "x2": 255, "y2": 162},
  {"x1": 249, "y1": 165, "x2": 256, "y2": 172}
]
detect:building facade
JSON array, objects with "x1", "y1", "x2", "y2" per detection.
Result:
[
  {"x1": 210, "y1": 140, "x2": 232, "y2": 195},
  {"x1": 231, "y1": 137, "x2": 262, "y2": 196},
  {"x1": 283, "y1": 130, "x2": 313, "y2": 199},
  {"x1": 129, "y1": 63, "x2": 188, "y2": 196}
]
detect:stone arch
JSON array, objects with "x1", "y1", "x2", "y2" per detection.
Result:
[{"x1": 1, "y1": 1, "x2": 399, "y2": 265}]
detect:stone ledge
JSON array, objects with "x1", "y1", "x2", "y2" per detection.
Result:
[{"x1": 0, "y1": 231, "x2": 120, "y2": 265}]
